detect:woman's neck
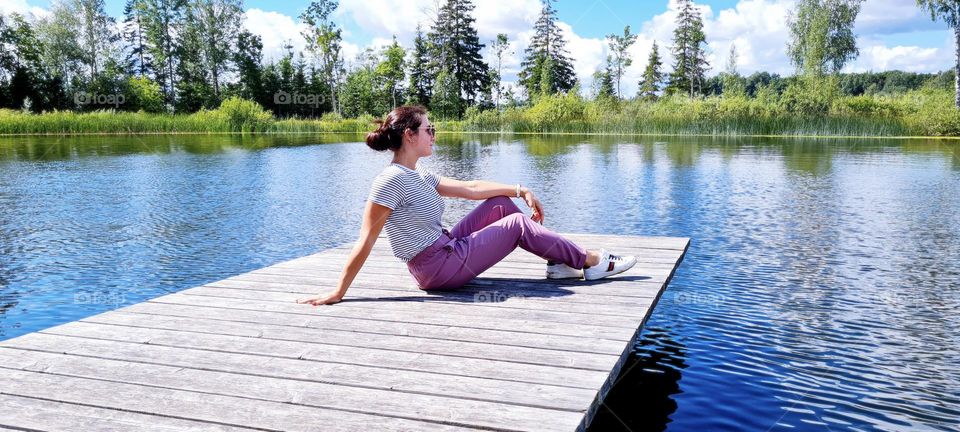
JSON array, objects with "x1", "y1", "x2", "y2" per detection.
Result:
[{"x1": 391, "y1": 152, "x2": 418, "y2": 170}]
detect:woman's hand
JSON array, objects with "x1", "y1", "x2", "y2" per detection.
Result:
[
  {"x1": 522, "y1": 189, "x2": 545, "y2": 224},
  {"x1": 296, "y1": 291, "x2": 344, "y2": 306}
]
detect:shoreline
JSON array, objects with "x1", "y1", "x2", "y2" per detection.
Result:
[{"x1": 0, "y1": 130, "x2": 958, "y2": 140}]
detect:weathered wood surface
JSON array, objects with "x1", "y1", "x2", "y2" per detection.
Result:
[{"x1": 0, "y1": 233, "x2": 689, "y2": 431}]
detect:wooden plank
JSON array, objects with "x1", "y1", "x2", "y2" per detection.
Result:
[
  {"x1": 142, "y1": 294, "x2": 634, "y2": 340},
  {"x1": 190, "y1": 284, "x2": 655, "y2": 317},
  {"x1": 0, "y1": 367, "x2": 468, "y2": 432},
  {"x1": 5, "y1": 331, "x2": 598, "y2": 412},
  {"x1": 0, "y1": 393, "x2": 258, "y2": 432},
  {"x1": 111, "y1": 302, "x2": 633, "y2": 350},
  {"x1": 63, "y1": 315, "x2": 621, "y2": 372},
  {"x1": 163, "y1": 291, "x2": 642, "y2": 328},
  {"x1": 0, "y1": 348, "x2": 581, "y2": 431},
  {"x1": 90, "y1": 306, "x2": 627, "y2": 355}
]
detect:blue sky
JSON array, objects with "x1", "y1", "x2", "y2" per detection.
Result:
[{"x1": 4, "y1": 0, "x2": 954, "y2": 95}]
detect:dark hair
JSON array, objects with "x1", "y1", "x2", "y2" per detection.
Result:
[{"x1": 366, "y1": 105, "x2": 427, "y2": 152}]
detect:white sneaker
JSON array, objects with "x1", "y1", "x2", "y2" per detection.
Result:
[
  {"x1": 583, "y1": 248, "x2": 638, "y2": 281},
  {"x1": 546, "y1": 260, "x2": 583, "y2": 279}
]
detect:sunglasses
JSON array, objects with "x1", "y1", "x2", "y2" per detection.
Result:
[{"x1": 418, "y1": 126, "x2": 436, "y2": 137}]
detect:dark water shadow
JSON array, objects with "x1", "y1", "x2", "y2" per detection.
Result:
[{"x1": 588, "y1": 326, "x2": 688, "y2": 432}]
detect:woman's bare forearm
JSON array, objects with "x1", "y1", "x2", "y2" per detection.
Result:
[
  {"x1": 335, "y1": 240, "x2": 373, "y2": 296},
  {"x1": 469, "y1": 180, "x2": 529, "y2": 200}
]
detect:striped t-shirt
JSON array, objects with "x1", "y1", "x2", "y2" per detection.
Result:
[{"x1": 367, "y1": 163, "x2": 445, "y2": 262}]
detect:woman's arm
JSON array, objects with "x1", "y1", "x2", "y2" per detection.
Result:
[
  {"x1": 297, "y1": 200, "x2": 392, "y2": 305},
  {"x1": 436, "y1": 177, "x2": 545, "y2": 224}
]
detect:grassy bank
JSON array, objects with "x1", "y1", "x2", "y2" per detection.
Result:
[
  {"x1": 459, "y1": 86, "x2": 960, "y2": 137},
  {"x1": 2, "y1": 90, "x2": 959, "y2": 137}
]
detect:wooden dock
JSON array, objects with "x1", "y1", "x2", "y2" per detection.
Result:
[{"x1": 0, "y1": 233, "x2": 689, "y2": 431}]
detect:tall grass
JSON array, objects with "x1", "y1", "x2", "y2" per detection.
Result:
[
  {"x1": 2, "y1": 88, "x2": 958, "y2": 137},
  {"x1": 462, "y1": 86, "x2": 960, "y2": 137},
  {"x1": 0, "y1": 98, "x2": 376, "y2": 135}
]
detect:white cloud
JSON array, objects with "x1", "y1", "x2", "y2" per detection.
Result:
[
  {"x1": 0, "y1": 0, "x2": 49, "y2": 19},
  {"x1": 337, "y1": 0, "x2": 435, "y2": 43},
  {"x1": 473, "y1": 0, "x2": 542, "y2": 40},
  {"x1": 847, "y1": 35, "x2": 953, "y2": 72},
  {"x1": 243, "y1": 8, "x2": 308, "y2": 62},
  {"x1": 856, "y1": 0, "x2": 937, "y2": 35}
]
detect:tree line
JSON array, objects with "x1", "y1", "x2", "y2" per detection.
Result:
[{"x1": 1, "y1": 0, "x2": 957, "y2": 119}]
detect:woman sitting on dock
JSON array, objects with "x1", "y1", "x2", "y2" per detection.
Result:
[{"x1": 298, "y1": 105, "x2": 637, "y2": 305}]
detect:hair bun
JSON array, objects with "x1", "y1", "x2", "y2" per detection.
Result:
[{"x1": 365, "y1": 106, "x2": 427, "y2": 152}]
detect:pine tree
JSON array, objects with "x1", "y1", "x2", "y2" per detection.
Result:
[
  {"x1": 519, "y1": 0, "x2": 576, "y2": 98},
  {"x1": 140, "y1": 0, "x2": 187, "y2": 110},
  {"x1": 233, "y1": 30, "x2": 263, "y2": 103},
  {"x1": 667, "y1": 0, "x2": 709, "y2": 97},
  {"x1": 593, "y1": 65, "x2": 615, "y2": 100},
  {"x1": 122, "y1": 0, "x2": 153, "y2": 77},
  {"x1": 427, "y1": 0, "x2": 489, "y2": 113},
  {"x1": 405, "y1": 25, "x2": 431, "y2": 106},
  {"x1": 638, "y1": 41, "x2": 663, "y2": 101}
]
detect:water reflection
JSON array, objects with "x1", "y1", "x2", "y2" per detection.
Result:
[{"x1": 0, "y1": 133, "x2": 958, "y2": 431}]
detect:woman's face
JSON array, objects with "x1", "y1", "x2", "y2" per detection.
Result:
[{"x1": 406, "y1": 114, "x2": 436, "y2": 157}]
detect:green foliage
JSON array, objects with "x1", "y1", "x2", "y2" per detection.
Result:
[
  {"x1": 787, "y1": 0, "x2": 863, "y2": 76},
  {"x1": 780, "y1": 75, "x2": 841, "y2": 115},
  {"x1": 518, "y1": 0, "x2": 576, "y2": 97},
  {"x1": 125, "y1": 75, "x2": 164, "y2": 112},
  {"x1": 427, "y1": 0, "x2": 489, "y2": 105},
  {"x1": 520, "y1": 92, "x2": 586, "y2": 131},
  {"x1": 638, "y1": 41, "x2": 664, "y2": 101},
  {"x1": 2, "y1": 88, "x2": 959, "y2": 137},
  {"x1": 606, "y1": 26, "x2": 638, "y2": 97},
  {"x1": 215, "y1": 97, "x2": 274, "y2": 132},
  {"x1": 667, "y1": 0, "x2": 709, "y2": 97},
  {"x1": 404, "y1": 25, "x2": 431, "y2": 107},
  {"x1": 431, "y1": 68, "x2": 463, "y2": 120}
]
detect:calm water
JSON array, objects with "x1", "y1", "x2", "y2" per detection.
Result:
[{"x1": 1, "y1": 134, "x2": 958, "y2": 431}]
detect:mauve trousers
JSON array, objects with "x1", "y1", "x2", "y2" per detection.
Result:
[{"x1": 406, "y1": 196, "x2": 588, "y2": 290}]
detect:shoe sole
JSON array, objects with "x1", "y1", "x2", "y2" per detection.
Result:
[
  {"x1": 583, "y1": 258, "x2": 638, "y2": 281},
  {"x1": 546, "y1": 271, "x2": 583, "y2": 280}
]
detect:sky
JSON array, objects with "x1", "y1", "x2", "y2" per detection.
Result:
[{"x1": 1, "y1": 0, "x2": 954, "y2": 96}]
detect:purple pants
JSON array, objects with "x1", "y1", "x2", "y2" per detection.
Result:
[{"x1": 406, "y1": 196, "x2": 588, "y2": 290}]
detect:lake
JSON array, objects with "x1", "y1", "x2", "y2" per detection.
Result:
[{"x1": 1, "y1": 133, "x2": 958, "y2": 431}]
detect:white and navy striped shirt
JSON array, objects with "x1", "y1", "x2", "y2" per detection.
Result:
[{"x1": 368, "y1": 163, "x2": 445, "y2": 262}]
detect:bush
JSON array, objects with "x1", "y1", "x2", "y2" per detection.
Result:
[
  {"x1": 125, "y1": 76, "x2": 164, "y2": 113},
  {"x1": 780, "y1": 76, "x2": 840, "y2": 116},
  {"x1": 522, "y1": 92, "x2": 587, "y2": 131},
  {"x1": 215, "y1": 97, "x2": 274, "y2": 132},
  {"x1": 831, "y1": 95, "x2": 904, "y2": 117}
]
